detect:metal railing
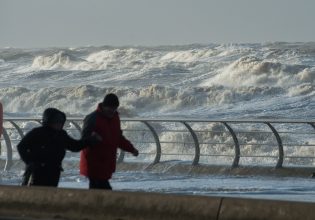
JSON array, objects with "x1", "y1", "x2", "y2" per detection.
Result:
[{"x1": 1, "y1": 118, "x2": 315, "y2": 171}]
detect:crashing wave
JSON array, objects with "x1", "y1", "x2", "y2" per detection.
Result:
[{"x1": 31, "y1": 51, "x2": 87, "y2": 70}]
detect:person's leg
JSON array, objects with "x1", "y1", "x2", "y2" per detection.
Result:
[
  {"x1": 31, "y1": 168, "x2": 60, "y2": 187},
  {"x1": 21, "y1": 165, "x2": 33, "y2": 186},
  {"x1": 89, "y1": 178, "x2": 112, "y2": 190},
  {"x1": 103, "y1": 180, "x2": 112, "y2": 190}
]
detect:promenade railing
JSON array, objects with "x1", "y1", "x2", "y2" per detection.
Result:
[{"x1": 1, "y1": 118, "x2": 315, "y2": 171}]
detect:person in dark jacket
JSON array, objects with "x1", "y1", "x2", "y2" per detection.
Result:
[
  {"x1": 17, "y1": 108, "x2": 100, "y2": 187},
  {"x1": 80, "y1": 93, "x2": 139, "y2": 190}
]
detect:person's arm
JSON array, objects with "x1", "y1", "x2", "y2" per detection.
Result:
[
  {"x1": 65, "y1": 134, "x2": 101, "y2": 152},
  {"x1": 117, "y1": 116, "x2": 138, "y2": 156},
  {"x1": 63, "y1": 131, "x2": 87, "y2": 152},
  {"x1": 119, "y1": 133, "x2": 139, "y2": 156}
]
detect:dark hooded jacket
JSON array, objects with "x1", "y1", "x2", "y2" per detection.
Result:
[{"x1": 17, "y1": 108, "x2": 95, "y2": 186}]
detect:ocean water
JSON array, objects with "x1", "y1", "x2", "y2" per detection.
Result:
[
  {"x1": 1, "y1": 42, "x2": 315, "y2": 201},
  {"x1": 1, "y1": 42, "x2": 315, "y2": 119},
  {"x1": 1, "y1": 163, "x2": 315, "y2": 202}
]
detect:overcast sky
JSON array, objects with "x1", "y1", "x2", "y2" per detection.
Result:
[{"x1": 0, "y1": 0, "x2": 314, "y2": 48}]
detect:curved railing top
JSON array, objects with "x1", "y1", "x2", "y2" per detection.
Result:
[{"x1": 123, "y1": 118, "x2": 315, "y2": 124}]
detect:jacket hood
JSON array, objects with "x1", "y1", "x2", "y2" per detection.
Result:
[{"x1": 42, "y1": 108, "x2": 66, "y2": 126}]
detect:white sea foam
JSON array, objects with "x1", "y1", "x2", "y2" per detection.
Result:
[
  {"x1": 0, "y1": 43, "x2": 314, "y2": 119},
  {"x1": 200, "y1": 56, "x2": 309, "y2": 88},
  {"x1": 297, "y1": 67, "x2": 315, "y2": 83},
  {"x1": 31, "y1": 51, "x2": 88, "y2": 70},
  {"x1": 0, "y1": 84, "x2": 291, "y2": 118}
]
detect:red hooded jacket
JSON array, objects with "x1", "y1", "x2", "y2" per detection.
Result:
[{"x1": 80, "y1": 104, "x2": 136, "y2": 180}]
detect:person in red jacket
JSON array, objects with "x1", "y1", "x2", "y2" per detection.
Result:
[{"x1": 80, "y1": 93, "x2": 139, "y2": 190}]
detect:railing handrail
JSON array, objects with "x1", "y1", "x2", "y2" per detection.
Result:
[{"x1": 2, "y1": 117, "x2": 315, "y2": 171}]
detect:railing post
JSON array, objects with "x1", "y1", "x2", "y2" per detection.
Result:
[
  {"x1": 117, "y1": 150, "x2": 125, "y2": 163},
  {"x1": 307, "y1": 122, "x2": 315, "y2": 131},
  {"x1": 3, "y1": 119, "x2": 43, "y2": 171},
  {"x1": 221, "y1": 122, "x2": 240, "y2": 168},
  {"x1": 8, "y1": 120, "x2": 25, "y2": 138},
  {"x1": 2, "y1": 128, "x2": 12, "y2": 171},
  {"x1": 69, "y1": 120, "x2": 82, "y2": 133},
  {"x1": 265, "y1": 122, "x2": 284, "y2": 168},
  {"x1": 141, "y1": 121, "x2": 161, "y2": 165},
  {"x1": 180, "y1": 122, "x2": 200, "y2": 165}
]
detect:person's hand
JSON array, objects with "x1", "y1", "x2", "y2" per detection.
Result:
[
  {"x1": 84, "y1": 132, "x2": 102, "y2": 145},
  {"x1": 132, "y1": 149, "x2": 139, "y2": 157}
]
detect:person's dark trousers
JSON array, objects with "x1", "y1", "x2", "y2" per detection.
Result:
[
  {"x1": 89, "y1": 178, "x2": 112, "y2": 190},
  {"x1": 24, "y1": 166, "x2": 61, "y2": 187},
  {"x1": 21, "y1": 165, "x2": 33, "y2": 186}
]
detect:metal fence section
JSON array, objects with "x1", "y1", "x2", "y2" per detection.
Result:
[{"x1": 1, "y1": 118, "x2": 315, "y2": 171}]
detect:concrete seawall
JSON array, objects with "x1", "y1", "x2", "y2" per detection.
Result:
[{"x1": 0, "y1": 185, "x2": 314, "y2": 220}]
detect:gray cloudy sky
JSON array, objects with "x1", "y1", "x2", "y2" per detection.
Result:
[{"x1": 0, "y1": 0, "x2": 314, "y2": 48}]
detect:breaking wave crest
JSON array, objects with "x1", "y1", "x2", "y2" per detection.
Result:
[
  {"x1": 31, "y1": 51, "x2": 87, "y2": 70},
  {"x1": 200, "y1": 56, "x2": 311, "y2": 88},
  {"x1": 0, "y1": 84, "x2": 287, "y2": 117}
]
